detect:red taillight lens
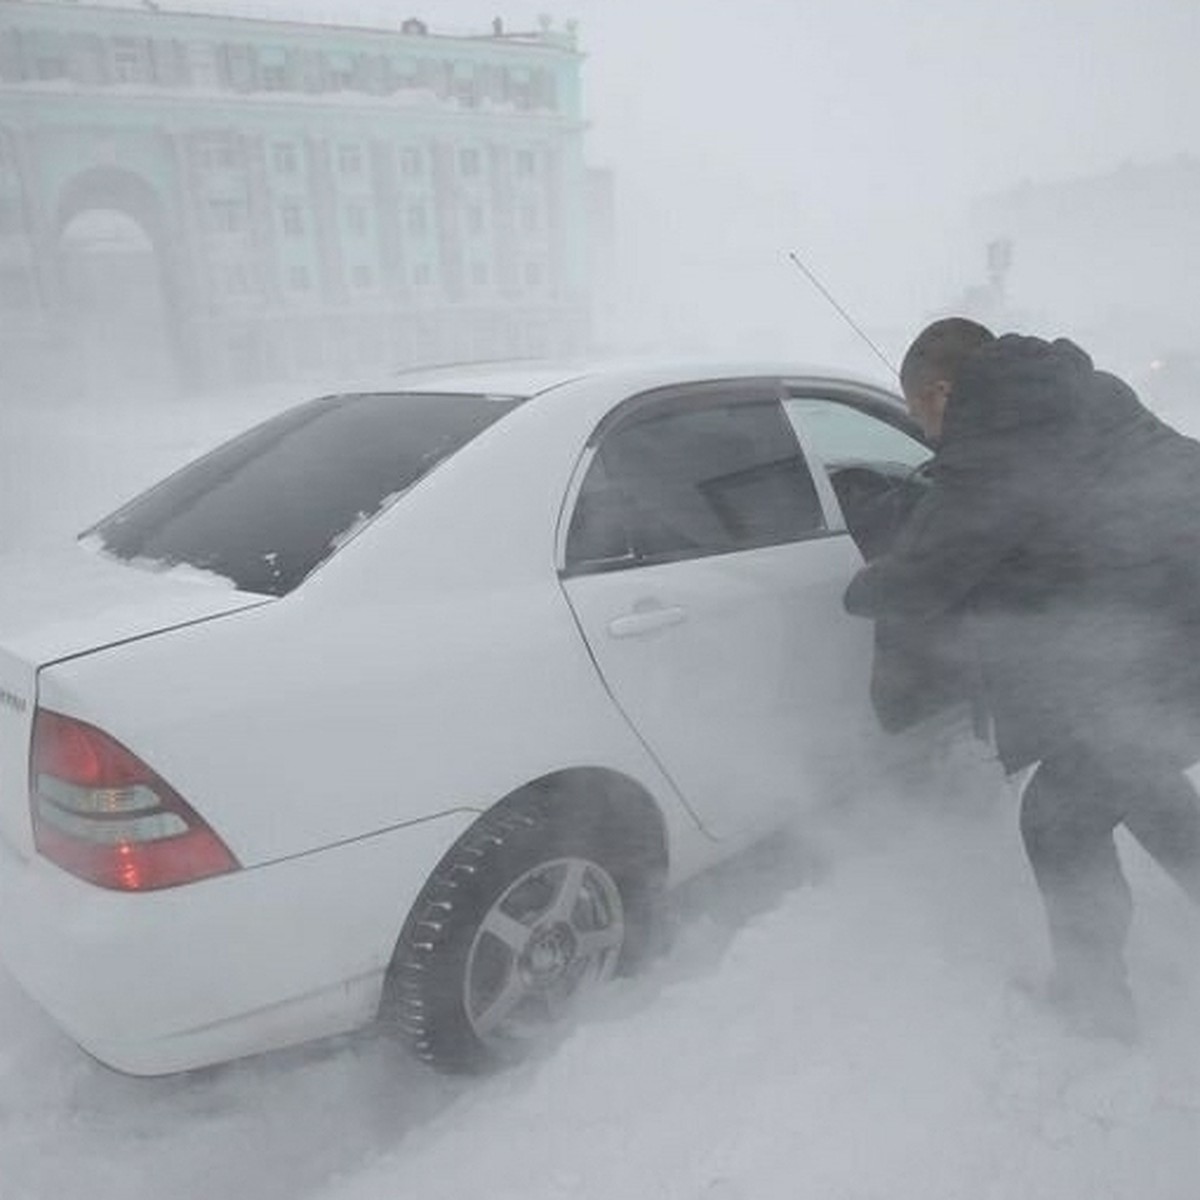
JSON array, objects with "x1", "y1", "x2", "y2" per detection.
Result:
[{"x1": 30, "y1": 710, "x2": 240, "y2": 892}]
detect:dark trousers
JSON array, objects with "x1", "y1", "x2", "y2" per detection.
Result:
[{"x1": 1020, "y1": 744, "x2": 1200, "y2": 993}]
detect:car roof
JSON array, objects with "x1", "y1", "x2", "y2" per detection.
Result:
[{"x1": 337, "y1": 356, "x2": 900, "y2": 403}]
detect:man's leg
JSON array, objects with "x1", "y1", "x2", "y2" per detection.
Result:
[{"x1": 1019, "y1": 749, "x2": 1136, "y2": 1038}]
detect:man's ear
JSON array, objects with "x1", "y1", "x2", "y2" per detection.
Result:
[{"x1": 930, "y1": 378, "x2": 954, "y2": 422}]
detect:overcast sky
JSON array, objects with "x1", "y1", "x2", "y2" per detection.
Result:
[{"x1": 168, "y1": 0, "x2": 1200, "y2": 367}]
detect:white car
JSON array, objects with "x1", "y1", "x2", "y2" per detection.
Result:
[{"x1": 0, "y1": 360, "x2": 938, "y2": 1076}]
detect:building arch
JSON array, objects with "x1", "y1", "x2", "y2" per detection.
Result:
[
  {"x1": 54, "y1": 167, "x2": 182, "y2": 394},
  {"x1": 55, "y1": 165, "x2": 169, "y2": 249}
]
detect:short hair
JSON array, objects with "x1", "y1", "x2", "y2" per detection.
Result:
[{"x1": 899, "y1": 317, "x2": 995, "y2": 394}]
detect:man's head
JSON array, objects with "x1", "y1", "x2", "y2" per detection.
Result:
[{"x1": 900, "y1": 317, "x2": 995, "y2": 439}]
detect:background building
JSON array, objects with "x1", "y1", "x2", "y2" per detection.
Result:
[
  {"x1": 967, "y1": 156, "x2": 1200, "y2": 375},
  {"x1": 0, "y1": 0, "x2": 592, "y2": 394}
]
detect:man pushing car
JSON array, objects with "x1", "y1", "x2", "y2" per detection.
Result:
[{"x1": 845, "y1": 317, "x2": 1200, "y2": 1040}]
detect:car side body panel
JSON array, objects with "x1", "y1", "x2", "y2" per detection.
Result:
[{"x1": 36, "y1": 570, "x2": 706, "y2": 873}]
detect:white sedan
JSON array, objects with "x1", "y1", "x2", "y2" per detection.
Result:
[{"x1": 0, "y1": 360, "x2": 939, "y2": 1076}]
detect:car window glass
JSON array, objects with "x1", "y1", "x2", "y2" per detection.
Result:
[
  {"x1": 565, "y1": 398, "x2": 825, "y2": 573},
  {"x1": 564, "y1": 452, "x2": 638, "y2": 570},
  {"x1": 88, "y1": 392, "x2": 520, "y2": 597},
  {"x1": 785, "y1": 398, "x2": 929, "y2": 471}
]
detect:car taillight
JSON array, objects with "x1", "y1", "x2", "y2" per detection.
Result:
[{"x1": 30, "y1": 709, "x2": 240, "y2": 892}]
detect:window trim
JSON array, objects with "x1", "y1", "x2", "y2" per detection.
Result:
[
  {"x1": 781, "y1": 378, "x2": 926, "y2": 445},
  {"x1": 557, "y1": 377, "x2": 839, "y2": 579}
]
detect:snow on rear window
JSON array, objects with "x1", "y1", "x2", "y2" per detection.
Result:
[{"x1": 87, "y1": 392, "x2": 520, "y2": 596}]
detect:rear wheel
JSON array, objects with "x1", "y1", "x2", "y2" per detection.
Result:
[{"x1": 384, "y1": 802, "x2": 650, "y2": 1073}]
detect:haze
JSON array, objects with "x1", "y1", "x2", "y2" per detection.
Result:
[
  {"x1": 194, "y1": 0, "x2": 1200, "y2": 367},
  {"x1": 2, "y1": 3, "x2": 1199, "y2": 1199}
]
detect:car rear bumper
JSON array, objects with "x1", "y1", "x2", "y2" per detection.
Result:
[{"x1": 0, "y1": 810, "x2": 476, "y2": 1076}]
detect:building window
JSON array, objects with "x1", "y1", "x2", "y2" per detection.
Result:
[
  {"x1": 326, "y1": 55, "x2": 356, "y2": 91},
  {"x1": 272, "y1": 143, "x2": 299, "y2": 174},
  {"x1": 260, "y1": 61, "x2": 289, "y2": 92},
  {"x1": 407, "y1": 204, "x2": 428, "y2": 236},
  {"x1": 34, "y1": 52, "x2": 67, "y2": 82},
  {"x1": 280, "y1": 203, "x2": 305, "y2": 238},
  {"x1": 287, "y1": 265, "x2": 312, "y2": 292},
  {"x1": 338, "y1": 144, "x2": 364, "y2": 175},
  {"x1": 508, "y1": 70, "x2": 533, "y2": 111},
  {"x1": 112, "y1": 38, "x2": 148, "y2": 84},
  {"x1": 351, "y1": 264, "x2": 376, "y2": 290},
  {"x1": 187, "y1": 43, "x2": 220, "y2": 89},
  {"x1": 453, "y1": 74, "x2": 479, "y2": 109},
  {"x1": 465, "y1": 203, "x2": 485, "y2": 236},
  {"x1": 458, "y1": 147, "x2": 481, "y2": 177},
  {"x1": 413, "y1": 262, "x2": 432, "y2": 286},
  {"x1": 197, "y1": 133, "x2": 238, "y2": 170},
  {"x1": 470, "y1": 261, "x2": 489, "y2": 286},
  {"x1": 515, "y1": 149, "x2": 537, "y2": 177},
  {"x1": 524, "y1": 261, "x2": 544, "y2": 287},
  {"x1": 223, "y1": 44, "x2": 257, "y2": 91},
  {"x1": 207, "y1": 198, "x2": 248, "y2": 234},
  {"x1": 520, "y1": 202, "x2": 540, "y2": 233},
  {"x1": 400, "y1": 146, "x2": 424, "y2": 179},
  {"x1": 345, "y1": 203, "x2": 368, "y2": 236}
]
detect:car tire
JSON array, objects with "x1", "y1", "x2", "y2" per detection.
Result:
[{"x1": 383, "y1": 799, "x2": 655, "y2": 1073}]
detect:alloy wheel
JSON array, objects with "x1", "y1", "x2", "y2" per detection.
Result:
[{"x1": 464, "y1": 856, "x2": 625, "y2": 1047}]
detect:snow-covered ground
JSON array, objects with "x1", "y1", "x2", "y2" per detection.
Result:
[{"x1": 1, "y1": 386, "x2": 1199, "y2": 1200}]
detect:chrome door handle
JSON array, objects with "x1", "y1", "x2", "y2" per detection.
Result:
[{"x1": 607, "y1": 604, "x2": 688, "y2": 639}]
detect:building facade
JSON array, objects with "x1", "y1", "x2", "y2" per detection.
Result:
[
  {"x1": 0, "y1": 0, "x2": 591, "y2": 392},
  {"x1": 969, "y1": 157, "x2": 1200, "y2": 373}
]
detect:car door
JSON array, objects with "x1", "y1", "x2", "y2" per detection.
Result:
[
  {"x1": 783, "y1": 388, "x2": 978, "y2": 735},
  {"x1": 558, "y1": 379, "x2": 877, "y2": 841}
]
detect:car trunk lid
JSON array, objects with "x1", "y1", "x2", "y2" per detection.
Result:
[{"x1": 0, "y1": 543, "x2": 270, "y2": 666}]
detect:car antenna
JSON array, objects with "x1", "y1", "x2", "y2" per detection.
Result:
[{"x1": 786, "y1": 250, "x2": 900, "y2": 382}]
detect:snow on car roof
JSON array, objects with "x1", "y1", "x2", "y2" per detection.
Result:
[
  {"x1": 366, "y1": 356, "x2": 899, "y2": 402},
  {"x1": 385, "y1": 358, "x2": 598, "y2": 398}
]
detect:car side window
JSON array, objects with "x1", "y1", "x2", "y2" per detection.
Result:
[
  {"x1": 784, "y1": 395, "x2": 934, "y2": 559},
  {"x1": 784, "y1": 397, "x2": 929, "y2": 472},
  {"x1": 565, "y1": 397, "x2": 826, "y2": 574}
]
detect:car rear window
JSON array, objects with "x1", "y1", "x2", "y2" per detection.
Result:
[{"x1": 88, "y1": 391, "x2": 521, "y2": 596}]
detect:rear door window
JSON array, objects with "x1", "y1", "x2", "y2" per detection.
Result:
[
  {"x1": 565, "y1": 390, "x2": 826, "y2": 574},
  {"x1": 89, "y1": 392, "x2": 520, "y2": 596}
]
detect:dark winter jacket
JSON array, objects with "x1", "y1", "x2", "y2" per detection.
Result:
[{"x1": 844, "y1": 334, "x2": 1200, "y2": 770}]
